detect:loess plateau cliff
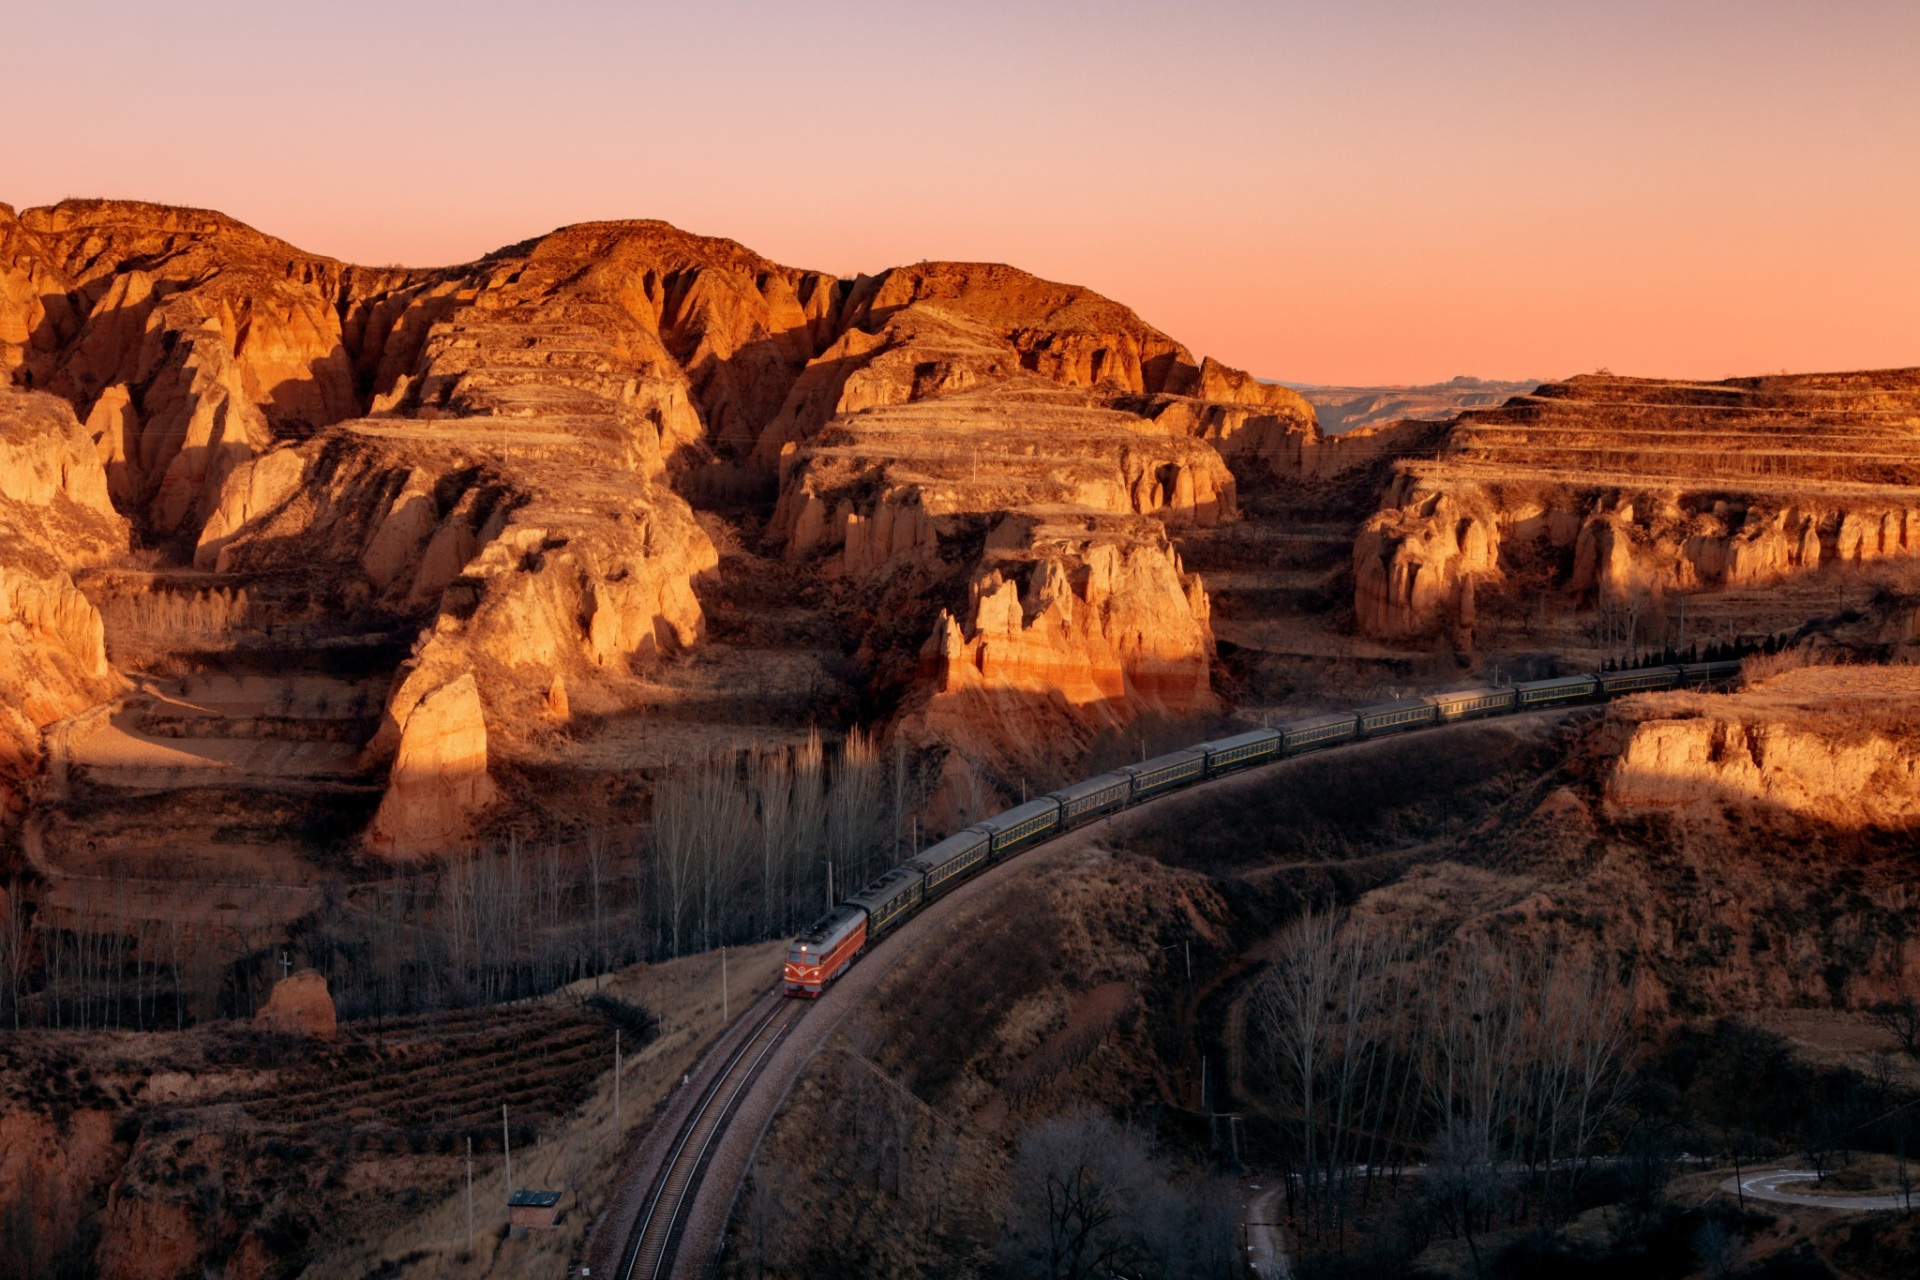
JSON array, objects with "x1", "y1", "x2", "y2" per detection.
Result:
[
  {"x1": 1352, "y1": 371, "x2": 1920, "y2": 653},
  {"x1": 1350, "y1": 662, "x2": 1920, "y2": 1016},
  {"x1": 0, "y1": 199, "x2": 1361, "y2": 870}
]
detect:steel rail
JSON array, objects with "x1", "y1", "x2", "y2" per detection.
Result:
[{"x1": 616, "y1": 996, "x2": 793, "y2": 1280}]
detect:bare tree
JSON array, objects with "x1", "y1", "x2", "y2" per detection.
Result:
[
  {"x1": 998, "y1": 1108, "x2": 1158, "y2": 1280},
  {"x1": 1694, "y1": 1218, "x2": 1743, "y2": 1280},
  {"x1": 790, "y1": 731, "x2": 827, "y2": 921},
  {"x1": 889, "y1": 736, "x2": 911, "y2": 863},
  {"x1": 750, "y1": 748, "x2": 794, "y2": 938},
  {"x1": 1870, "y1": 996, "x2": 1920, "y2": 1060},
  {"x1": 826, "y1": 727, "x2": 883, "y2": 892},
  {"x1": 0, "y1": 886, "x2": 27, "y2": 1030},
  {"x1": 585, "y1": 831, "x2": 608, "y2": 981},
  {"x1": 1251, "y1": 909, "x2": 1416, "y2": 1239}
]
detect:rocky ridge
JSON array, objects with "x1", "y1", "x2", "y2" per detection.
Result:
[
  {"x1": 1354, "y1": 372, "x2": 1920, "y2": 648},
  {"x1": 2, "y1": 200, "x2": 1358, "y2": 859}
]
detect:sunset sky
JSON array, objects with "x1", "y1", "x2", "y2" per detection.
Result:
[{"x1": 7, "y1": 0, "x2": 1916, "y2": 385}]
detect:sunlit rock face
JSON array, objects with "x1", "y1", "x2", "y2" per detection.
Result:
[
  {"x1": 251, "y1": 968, "x2": 338, "y2": 1037},
  {"x1": 367, "y1": 671, "x2": 497, "y2": 857},
  {"x1": 1351, "y1": 371, "x2": 1920, "y2": 642},
  {"x1": 1602, "y1": 665, "x2": 1920, "y2": 832},
  {"x1": 0, "y1": 386, "x2": 126, "y2": 830},
  {"x1": 920, "y1": 518, "x2": 1215, "y2": 717},
  {"x1": 753, "y1": 260, "x2": 1313, "y2": 783}
]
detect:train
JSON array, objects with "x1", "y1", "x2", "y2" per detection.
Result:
[{"x1": 780, "y1": 660, "x2": 1743, "y2": 996}]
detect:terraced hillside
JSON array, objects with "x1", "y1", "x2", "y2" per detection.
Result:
[
  {"x1": 0, "y1": 941, "x2": 783, "y2": 1280},
  {"x1": 1353, "y1": 370, "x2": 1920, "y2": 654}
]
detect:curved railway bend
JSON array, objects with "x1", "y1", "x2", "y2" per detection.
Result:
[{"x1": 587, "y1": 703, "x2": 1605, "y2": 1279}]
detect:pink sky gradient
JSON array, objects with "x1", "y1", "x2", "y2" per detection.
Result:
[{"x1": 5, "y1": 0, "x2": 1915, "y2": 384}]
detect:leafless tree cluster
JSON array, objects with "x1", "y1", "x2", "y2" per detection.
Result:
[
  {"x1": 0, "y1": 728, "x2": 922, "y2": 1029},
  {"x1": 312, "y1": 836, "x2": 645, "y2": 1018},
  {"x1": 4, "y1": 879, "x2": 207, "y2": 1032},
  {"x1": 1250, "y1": 911, "x2": 1631, "y2": 1253},
  {"x1": 998, "y1": 1106, "x2": 1239, "y2": 1280},
  {"x1": 0, "y1": 835, "x2": 649, "y2": 1027},
  {"x1": 650, "y1": 728, "x2": 915, "y2": 956}
]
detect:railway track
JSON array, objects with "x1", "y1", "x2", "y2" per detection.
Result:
[{"x1": 613, "y1": 992, "x2": 802, "y2": 1280}]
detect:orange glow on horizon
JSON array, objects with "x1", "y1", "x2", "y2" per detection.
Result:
[{"x1": 6, "y1": 0, "x2": 1915, "y2": 385}]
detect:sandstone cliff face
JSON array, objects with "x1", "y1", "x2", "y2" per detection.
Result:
[
  {"x1": 0, "y1": 1106, "x2": 125, "y2": 1276},
  {"x1": 1353, "y1": 477, "x2": 1503, "y2": 640},
  {"x1": 1353, "y1": 372, "x2": 1920, "y2": 644},
  {"x1": 750, "y1": 262, "x2": 1298, "y2": 778},
  {"x1": 366, "y1": 671, "x2": 497, "y2": 856},
  {"x1": 918, "y1": 517, "x2": 1215, "y2": 718},
  {"x1": 0, "y1": 387, "x2": 127, "y2": 828},
  {"x1": 0, "y1": 203, "x2": 80, "y2": 388},
  {"x1": 198, "y1": 404, "x2": 715, "y2": 854},
  {"x1": 4, "y1": 200, "x2": 1323, "y2": 854},
  {"x1": 1373, "y1": 665, "x2": 1920, "y2": 1017},
  {"x1": 2, "y1": 200, "x2": 371, "y2": 536},
  {"x1": 1603, "y1": 665, "x2": 1920, "y2": 832}
]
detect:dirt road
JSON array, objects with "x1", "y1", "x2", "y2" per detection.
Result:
[{"x1": 1724, "y1": 1169, "x2": 1912, "y2": 1212}]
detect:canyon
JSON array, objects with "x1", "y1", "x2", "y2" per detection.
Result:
[
  {"x1": 4, "y1": 196, "x2": 1920, "y2": 1278},
  {"x1": 1290, "y1": 375, "x2": 1540, "y2": 434}
]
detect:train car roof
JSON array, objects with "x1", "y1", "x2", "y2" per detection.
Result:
[
  {"x1": 794, "y1": 903, "x2": 865, "y2": 947},
  {"x1": 1427, "y1": 686, "x2": 1508, "y2": 705},
  {"x1": 1599, "y1": 664, "x2": 1685, "y2": 681},
  {"x1": 847, "y1": 864, "x2": 924, "y2": 909},
  {"x1": 978, "y1": 796, "x2": 1062, "y2": 833},
  {"x1": 1123, "y1": 747, "x2": 1205, "y2": 776},
  {"x1": 1197, "y1": 728, "x2": 1282, "y2": 752},
  {"x1": 1517, "y1": 673, "x2": 1598, "y2": 689},
  {"x1": 906, "y1": 826, "x2": 990, "y2": 872},
  {"x1": 1358, "y1": 697, "x2": 1431, "y2": 716},
  {"x1": 1282, "y1": 711, "x2": 1358, "y2": 731},
  {"x1": 1049, "y1": 772, "x2": 1132, "y2": 803}
]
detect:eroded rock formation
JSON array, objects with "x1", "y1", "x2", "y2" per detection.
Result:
[
  {"x1": 1603, "y1": 664, "x2": 1920, "y2": 831},
  {"x1": 251, "y1": 968, "x2": 339, "y2": 1037},
  {"x1": 1354, "y1": 372, "x2": 1920, "y2": 643},
  {"x1": 911, "y1": 516, "x2": 1216, "y2": 748},
  {"x1": 366, "y1": 671, "x2": 497, "y2": 856},
  {"x1": 1352, "y1": 663, "x2": 1920, "y2": 1019},
  {"x1": 0, "y1": 386, "x2": 127, "y2": 828},
  {"x1": 751, "y1": 261, "x2": 1310, "y2": 784}
]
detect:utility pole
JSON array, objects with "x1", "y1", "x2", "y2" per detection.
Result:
[
  {"x1": 722, "y1": 946, "x2": 729, "y2": 1023},
  {"x1": 502, "y1": 1104, "x2": 511, "y2": 1203},
  {"x1": 466, "y1": 1137, "x2": 474, "y2": 1251},
  {"x1": 827, "y1": 861, "x2": 834, "y2": 908},
  {"x1": 614, "y1": 1029, "x2": 622, "y2": 1132}
]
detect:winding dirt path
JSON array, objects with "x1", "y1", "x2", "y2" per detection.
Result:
[
  {"x1": 1245, "y1": 1183, "x2": 1292, "y2": 1278},
  {"x1": 1724, "y1": 1169, "x2": 1912, "y2": 1212}
]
